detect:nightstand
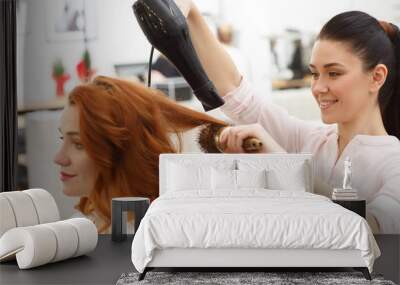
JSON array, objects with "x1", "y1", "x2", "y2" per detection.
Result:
[
  {"x1": 332, "y1": 199, "x2": 366, "y2": 218},
  {"x1": 112, "y1": 197, "x2": 150, "y2": 242}
]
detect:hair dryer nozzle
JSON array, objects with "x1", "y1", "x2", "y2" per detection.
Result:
[
  {"x1": 133, "y1": 0, "x2": 225, "y2": 111},
  {"x1": 194, "y1": 82, "x2": 225, "y2": 111}
]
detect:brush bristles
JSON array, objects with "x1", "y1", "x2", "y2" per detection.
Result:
[{"x1": 197, "y1": 124, "x2": 225, "y2": 153}]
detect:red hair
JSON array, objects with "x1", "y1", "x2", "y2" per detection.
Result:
[{"x1": 68, "y1": 76, "x2": 227, "y2": 232}]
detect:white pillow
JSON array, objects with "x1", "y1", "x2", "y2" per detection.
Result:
[
  {"x1": 168, "y1": 163, "x2": 211, "y2": 191},
  {"x1": 238, "y1": 159, "x2": 308, "y2": 192},
  {"x1": 236, "y1": 169, "x2": 267, "y2": 188},
  {"x1": 211, "y1": 168, "x2": 237, "y2": 190},
  {"x1": 266, "y1": 167, "x2": 307, "y2": 191},
  {"x1": 211, "y1": 169, "x2": 268, "y2": 190}
]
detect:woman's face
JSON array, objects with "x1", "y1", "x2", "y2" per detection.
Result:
[
  {"x1": 54, "y1": 105, "x2": 99, "y2": 197},
  {"x1": 309, "y1": 39, "x2": 375, "y2": 124}
]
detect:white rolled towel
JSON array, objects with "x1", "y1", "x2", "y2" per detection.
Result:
[
  {"x1": 0, "y1": 189, "x2": 60, "y2": 238},
  {"x1": 0, "y1": 196, "x2": 17, "y2": 237},
  {"x1": 0, "y1": 218, "x2": 98, "y2": 269},
  {"x1": 23, "y1": 188, "x2": 60, "y2": 223}
]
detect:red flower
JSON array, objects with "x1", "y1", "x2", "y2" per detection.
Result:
[
  {"x1": 76, "y1": 50, "x2": 95, "y2": 82},
  {"x1": 52, "y1": 73, "x2": 71, "y2": 97},
  {"x1": 52, "y1": 59, "x2": 70, "y2": 97}
]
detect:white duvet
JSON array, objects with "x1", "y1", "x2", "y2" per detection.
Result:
[{"x1": 131, "y1": 190, "x2": 380, "y2": 273}]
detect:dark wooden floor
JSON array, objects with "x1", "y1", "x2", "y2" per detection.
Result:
[{"x1": 0, "y1": 235, "x2": 398, "y2": 284}]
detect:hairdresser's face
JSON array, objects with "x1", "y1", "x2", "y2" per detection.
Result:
[
  {"x1": 54, "y1": 105, "x2": 98, "y2": 197},
  {"x1": 310, "y1": 40, "x2": 373, "y2": 124}
]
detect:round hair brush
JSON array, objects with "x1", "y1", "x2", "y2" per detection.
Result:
[{"x1": 197, "y1": 124, "x2": 263, "y2": 153}]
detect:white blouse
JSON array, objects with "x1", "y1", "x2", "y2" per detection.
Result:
[{"x1": 220, "y1": 78, "x2": 400, "y2": 234}]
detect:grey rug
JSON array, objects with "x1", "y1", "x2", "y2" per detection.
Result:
[{"x1": 116, "y1": 271, "x2": 396, "y2": 285}]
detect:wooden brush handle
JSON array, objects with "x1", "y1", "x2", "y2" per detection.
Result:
[
  {"x1": 242, "y1": 137, "x2": 263, "y2": 153},
  {"x1": 216, "y1": 130, "x2": 263, "y2": 153}
]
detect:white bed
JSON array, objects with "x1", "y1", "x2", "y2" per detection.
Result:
[{"x1": 131, "y1": 154, "x2": 380, "y2": 280}]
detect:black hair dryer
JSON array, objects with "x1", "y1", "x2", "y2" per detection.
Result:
[{"x1": 133, "y1": 0, "x2": 225, "y2": 111}]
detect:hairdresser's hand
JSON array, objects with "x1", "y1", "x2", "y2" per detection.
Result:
[
  {"x1": 174, "y1": 0, "x2": 193, "y2": 18},
  {"x1": 219, "y1": 124, "x2": 287, "y2": 153}
]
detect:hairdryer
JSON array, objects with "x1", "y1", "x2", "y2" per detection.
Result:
[{"x1": 133, "y1": 0, "x2": 225, "y2": 111}]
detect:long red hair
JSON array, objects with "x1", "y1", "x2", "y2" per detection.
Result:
[{"x1": 68, "y1": 76, "x2": 227, "y2": 232}]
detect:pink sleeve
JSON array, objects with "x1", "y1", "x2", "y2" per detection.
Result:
[
  {"x1": 220, "y1": 78, "x2": 322, "y2": 153},
  {"x1": 368, "y1": 161, "x2": 400, "y2": 234}
]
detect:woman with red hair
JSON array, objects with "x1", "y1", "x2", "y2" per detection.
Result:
[{"x1": 54, "y1": 75, "x2": 227, "y2": 233}]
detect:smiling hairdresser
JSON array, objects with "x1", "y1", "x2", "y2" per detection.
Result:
[{"x1": 176, "y1": 0, "x2": 400, "y2": 233}]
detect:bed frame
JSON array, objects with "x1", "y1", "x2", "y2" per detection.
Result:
[
  {"x1": 139, "y1": 248, "x2": 371, "y2": 280},
  {"x1": 138, "y1": 154, "x2": 372, "y2": 281}
]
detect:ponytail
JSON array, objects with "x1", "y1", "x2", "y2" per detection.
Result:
[{"x1": 379, "y1": 22, "x2": 400, "y2": 139}]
